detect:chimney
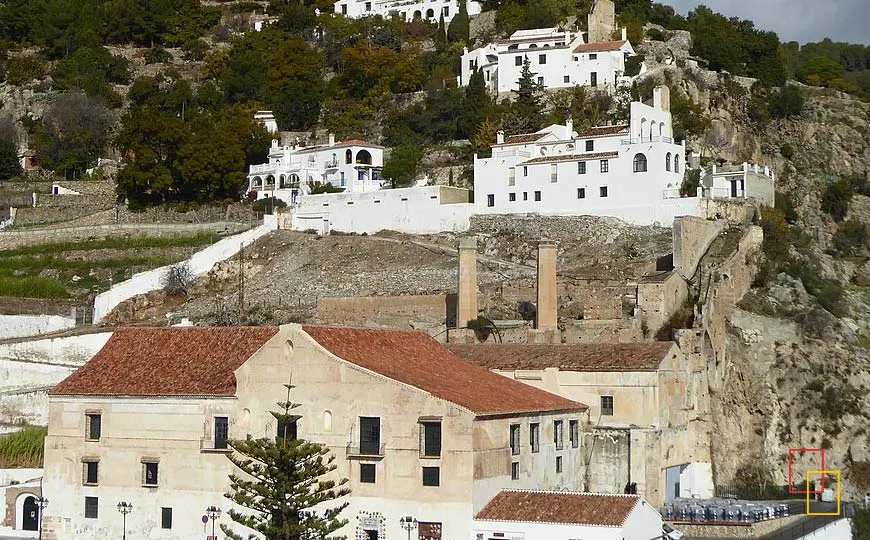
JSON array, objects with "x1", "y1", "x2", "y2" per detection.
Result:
[
  {"x1": 621, "y1": 27, "x2": 627, "y2": 41},
  {"x1": 653, "y1": 85, "x2": 670, "y2": 112},
  {"x1": 328, "y1": 133, "x2": 335, "y2": 147},
  {"x1": 535, "y1": 240, "x2": 558, "y2": 331},
  {"x1": 565, "y1": 117, "x2": 574, "y2": 138},
  {"x1": 496, "y1": 130, "x2": 505, "y2": 145},
  {"x1": 457, "y1": 236, "x2": 478, "y2": 328}
]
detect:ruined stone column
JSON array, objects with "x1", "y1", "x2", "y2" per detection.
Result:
[
  {"x1": 536, "y1": 240, "x2": 558, "y2": 331},
  {"x1": 457, "y1": 236, "x2": 478, "y2": 327}
]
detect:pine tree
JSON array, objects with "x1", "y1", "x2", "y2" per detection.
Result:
[
  {"x1": 447, "y1": 0, "x2": 470, "y2": 43},
  {"x1": 0, "y1": 139, "x2": 22, "y2": 180},
  {"x1": 458, "y1": 68, "x2": 491, "y2": 139},
  {"x1": 503, "y1": 58, "x2": 544, "y2": 134},
  {"x1": 222, "y1": 384, "x2": 350, "y2": 540},
  {"x1": 435, "y1": 13, "x2": 447, "y2": 48}
]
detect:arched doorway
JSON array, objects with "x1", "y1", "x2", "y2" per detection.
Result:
[
  {"x1": 22, "y1": 496, "x2": 38, "y2": 531},
  {"x1": 355, "y1": 149, "x2": 372, "y2": 164}
]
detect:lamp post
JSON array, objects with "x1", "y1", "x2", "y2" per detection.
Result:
[
  {"x1": 399, "y1": 515, "x2": 417, "y2": 540},
  {"x1": 206, "y1": 505, "x2": 222, "y2": 539},
  {"x1": 117, "y1": 501, "x2": 132, "y2": 540},
  {"x1": 35, "y1": 497, "x2": 48, "y2": 540}
]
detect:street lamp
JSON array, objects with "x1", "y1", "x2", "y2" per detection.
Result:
[
  {"x1": 399, "y1": 515, "x2": 418, "y2": 540},
  {"x1": 35, "y1": 497, "x2": 48, "y2": 540},
  {"x1": 117, "y1": 501, "x2": 133, "y2": 540},
  {"x1": 206, "y1": 505, "x2": 222, "y2": 539}
]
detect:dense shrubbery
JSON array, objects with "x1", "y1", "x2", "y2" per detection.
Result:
[
  {"x1": 821, "y1": 179, "x2": 854, "y2": 222},
  {"x1": 0, "y1": 426, "x2": 47, "y2": 467}
]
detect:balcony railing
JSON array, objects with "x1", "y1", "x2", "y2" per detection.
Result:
[
  {"x1": 704, "y1": 187, "x2": 745, "y2": 199},
  {"x1": 324, "y1": 159, "x2": 338, "y2": 169},
  {"x1": 620, "y1": 136, "x2": 674, "y2": 145},
  {"x1": 201, "y1": 438, "x2": 231, "y2": 453},
  {"x1": 493, "y1": 150, "x2": 532, "y2": 158},
  {"x1": 346, "y1": 443, "x2": 386, "y2": 459}
]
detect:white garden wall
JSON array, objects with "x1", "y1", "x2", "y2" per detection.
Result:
[
  {"x1": 93, "y1": 215, "x2": 277, "y2": 323},
  {"x1": 0, "y1": 315, "x2": 75, "y2": 340}
]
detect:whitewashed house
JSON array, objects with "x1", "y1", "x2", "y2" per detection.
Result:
[
  {"x1": 701, "y1": 162, "x2": 775, "y2": 206},
  {"x1": 247, "y1": 136, "x2": 384, "y2": 205},
  {"x1": 460, "y1": 27, "x2": 634, "y2": 94},
  {"x1": 333, "y1": 0, "x2": 481, "y2": 24},
  {"x1": 473, "y1": 86, "x2": 701, "y2": 226},
  {"x1": 472, "y1": 489, "x2": 663, "y2": 540},
  {"x1": 42, "y1": 325, "x2": 587, "y2": 540}
]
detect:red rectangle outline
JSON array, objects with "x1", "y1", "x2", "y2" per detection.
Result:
[{"x1": 788, "y1": 448, "x2": 825, "y2": 494}]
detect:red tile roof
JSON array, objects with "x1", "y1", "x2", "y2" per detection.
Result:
[
  {"x1": 573, "y1": 40, "x2": 629, "y2": 53},
  {"x1": 49, "y1": 327, "x2": 278, "y2": 397},
  {"x1": 577, "y1": 124, "x2": 630, "y2": 138},
  {"x1": 447, "y1": 342, "x2": 675, "y2": 372},
  {"x1": 502, "y1": 133, "x2": 548, "y2": 145},
  {"x1": 302, "y1": 326, "x2": 586, "y2": 417},
  {"x1": 522, "y1": 151, "x2": 618, "y2": 165},
  {"x1": 476, "y1": 490, "x2": 640, "y2": 526}
]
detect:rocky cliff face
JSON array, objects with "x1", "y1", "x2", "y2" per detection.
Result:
[{"x1": 640, "y1": 34, "x2": 870, "y2": 497}]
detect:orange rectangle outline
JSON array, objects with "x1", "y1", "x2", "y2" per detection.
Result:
[{"x1": 806, "y1": 470, "x2": 840, "y2": 516}]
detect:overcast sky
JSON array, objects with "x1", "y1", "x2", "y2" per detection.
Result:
[{"x1": 658, "y1": 0, "x2": 870, "y2": 45}]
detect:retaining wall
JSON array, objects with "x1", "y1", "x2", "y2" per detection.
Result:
[{"x1": 0, "y1": 315, "x2": 75, "y2": 340}]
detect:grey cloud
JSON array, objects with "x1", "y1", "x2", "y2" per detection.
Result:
[{"x1": 659, "y1": 0, "x2": 870, "y2": 44}]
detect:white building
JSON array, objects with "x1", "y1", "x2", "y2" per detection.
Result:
[
  {"x1": 460, "y1": 27, "x2": 634, "y2": 94},
  {"x1": 473, "y1": 489, "x2": 663, "y2": 540},
  {"x1": 701, "y1": 162, "x2": 775, "y2": 206},
  {"x1": 473, "y1": 86, "x2": 700, "y2": 226},
  {"x1": 42, "y1": 325, "x2": 588, "y2": 540},
  {"x1": 247, "y1": 136, "x2": 384, "y2": 205},
  {"x1": 333, "y1": 0, "x2": 481, "y2": 24},
  {"x1": 291, "y1": 184, "x2": 475, "y2": 235}
]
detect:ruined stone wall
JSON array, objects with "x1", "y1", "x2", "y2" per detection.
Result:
[
  {"x1": 637, "y1": 271, "x2": 690, "y2": 337},
  {"x1": 315, "y1": 294, "x2": 452, "y2": 332},
  {"x1": 485, "y1": 278, "x2": 634, "y2": 321},
  {"x1": 673, "y1": 216, "x2": 725, "y2": 279},
  {"x1": 588, "y1": 0, "x2": 616, "y2": 43},
  {"x1": 562, "y1": 318, "x2": 643, "y2": 343},
  {"x1": 583, "y1": 428, "x2": 630, "y2": 494}
]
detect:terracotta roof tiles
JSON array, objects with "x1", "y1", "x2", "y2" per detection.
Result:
[
  {"x1": 302, "y1": 326, "x2": 586, "y2": 417},
  {"x1": 502, "y1": 133, "x2": 548, "y2": 145},
  {"x1": 577, "y1": 124, "x2": 630, "y2": 138},
  {"x1": 49, "y1": 327, "x2": 278, "y2": 397},
  {"x1": 573, "y1": 40, "x2": 630, "y2": 53},
  {"x1": 447, "y1": 342, "x2": 675, "y2": 372},
  {"x1": 522, "y1": 151, "x2": 618, "y2": 165},
  {"x1": 476, "y1": 490, "x2": 640, "y2": 526}
]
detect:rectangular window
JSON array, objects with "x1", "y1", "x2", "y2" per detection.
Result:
[
  {"x1": 509, "y1": 424, "x2": 520, "y2": 455},
  {"x1": 538, "y1": 54, "x2": 546, "y2": 64},
  {"x1": 537, "y1": 76, "x2": 544, "y2": 86},
  {"x1": 86, "y1": 413, "x2": 101, "y2": 441},
  {"x1": 589, "y1": 53, "x2": 598, "y2": 60},
  {"x1": 508, "y1": 167, "x2": 515, "y2": 186},
  {"x1": 84, "y1": 497, "x2": 98, "y2": 519},
  {"x1": 563, "y1": 75, "x2": 570, "y2": 83},
  {"x1": 161, "y1": 507, "x2": 172, "y2": 529},
  {"x1": 486, "y1": 194, "x2": 495, "y2": 207},
  {"x1": 364, "y1": 1, "x2": 371, "y2": 10},
  {"x1": 511, "y1": 461, "x2": 519, "y2": 480},
  {"x1": 556, "y1": 455, "x2": 563, "y2": 473},
  {"x1": 515, "y1": 56, "x2": 522, "y2": 66},
  {"x1": 577, "y1": 188, "x2": 586, "y2": 199},
  {"x1": 550, "y1": 164, "x2": 558, "y2": 183},
  {"x1": 530, "y1": 423, "x2": 540, "y2": 453},
  {"x1": 360, "y1": 463, "x2": 376, "y2": 484},
  {"x1": 277, "y1": 419, "x2": 297, "y2": 441},
  {"x1": 359, "y1": 417, "x2": 381, "y2": 455},
  {"x1": 534, "y1": 190, "x2": 541, "y2": 202},
  {"x1": 601, "y1": 396, "x2": 614, "y2": 416},
  {"x1": 469, "y1": 60, "x2": 473, "y2": 70},
  {"x1": 143, "y1": 461, "x2": 159, "y2": 486},
  {"x1": 600, "y1": 159, "x2": 609, "y2": 173},
  {"x1": 83, "y1": 460, "x2": 98, "y2": 485},
  {"x1": 341, "y1": 4, "x2": 347, "y2": 14},
  {"x1": 591, "y1": 72, "x2": 598, "y2": 86},
  {"x1": 443, "y1": 6, "x2": 449, "y2": 16},
  {"x1": 421, "y1": 422, "x2": 442, "y2": 457},
  {"x1": 214, "y1": 416, "x2": 229, "y2": 449},
  {"x1": 523, "y1": 192, "x2": 528, "y2": 201},
  {"x1": 600, "y1": 186, "x2": 608, "y2": 198},
  {"x1": 554, "y1": 420, "x2": 564, "y2": 450},
  {"x1": 570, "y1": 419, "x2": 579, "y2": 448},
  {"x1": 509, "y1": 192, "x2": 516, "y2": 202},
  {"x1": 422, "y1": 466, "x2": 440, "y2": 487},
  {"x1": 523, "y1": 166, "x2": 528, "y2": 177},
  {"x1": 578, "y1": 161, "x2": 586, "y2": 175},
  {"x1": 586, "y1": 140, "x2": 594, "y2": 152}
]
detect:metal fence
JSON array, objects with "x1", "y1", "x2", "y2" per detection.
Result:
[{"x1": 714, "y1": 484, "x2": 809, "y2": 501}]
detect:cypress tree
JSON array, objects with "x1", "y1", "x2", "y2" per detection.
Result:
[{"x1": 0, "y1": 139, "x2": 22, "y2": 180}]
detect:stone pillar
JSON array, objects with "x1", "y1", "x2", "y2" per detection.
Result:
[
  {"x1": 457, "y1": 236, "x2": 478, "y2": 327},
  {"x1": 536, "y1": 240, "x2": 558, "y2": 331}
]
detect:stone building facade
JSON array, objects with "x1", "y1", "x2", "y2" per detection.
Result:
[{"x1": 42, "y1": 325, "x2": 587, "y2": 540}]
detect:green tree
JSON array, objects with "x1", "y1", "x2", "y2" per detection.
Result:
[
  {"x1": 52, "y1": 46, "x2": 131, "y2": 105},
  {"x1": 503, "y1": 58, "x2": 544, "y2": 135},
  {"x1": 821, "y1": 179, "x2": 853, "y2": 222},
  {"x1": 471, "y1": 117, "x2": 500, "y2": 158},
  {"x1": 458, "y1": 68, "x2": 491, "y2": 139},
  {"x1": 669, "y1": 90, "x2": 711, "y2": 140},
  {"x1": 33, "y1": 92, "x2": 112, "y2": 177},
  {"x1": 768, "y1": 85, "x2": 804, "y2": 119},
  {"x1": 446, "y1": 0, "x2": 469, "y2": 43},
  {"x1": 222, "y1": 386, "x2": 350, "y2": 540},
  {"x1": 0, "y1": 139, "x2": 22, "y2": 180},
  {"x1": 832, "y1": 218, "x2": 868, "y2": 256},
  {"x1": 796, "y1": 56, "x2": 844, "y2": 86},
  {"x1": 265, "y1": 39, "x2": 324, "y2": 130},
  {"x1": 382, "y1": 145, "x2": 423, "y2": 187}
]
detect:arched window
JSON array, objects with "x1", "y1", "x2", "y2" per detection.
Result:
[
  {"x1": 356, "y1": 149, "x2": 372, "y2": 165},
  {"x1": 508, "y1": 44, "x2": 518, "y2": 50},
  {"x1": 529, "y1": 44, "x2": 538, "y2": 49},
  {"x1": 252, "y1": 176, "x2": 262, "y2": 188},
  {"x1": 666, "y1": 152, "x2": 672, "y2": 171},
  {"x1": 279, "y1": 174, "x2": 288, "y2": 188},
  {"x1": 288, "y1": 173, "x2": 300, "y2": 185},
  {"x1": 425, "y1": 7, "x2": 434, "y2": 18},
  {"x1": 323, "y1": 410, "x2": 333, "y2": 432},
  {"x1": 633, "y1": 153, "x2": 647, "y2": 173},
  {"x1": 674, "y1": 154, "x2": 680, "y2": 174},
  {"x1": 265, "y1": 174, "x2": 275, "y2": 186},
  {"x1": 412, "y1": 10, "x2": 421, "y2": 19},
  {"x1": 345, "y1": 149, "x2": 352, "y2": 164},
  {"x1": 640, "y1": 118, "x2": 648, "y2": 139}
]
